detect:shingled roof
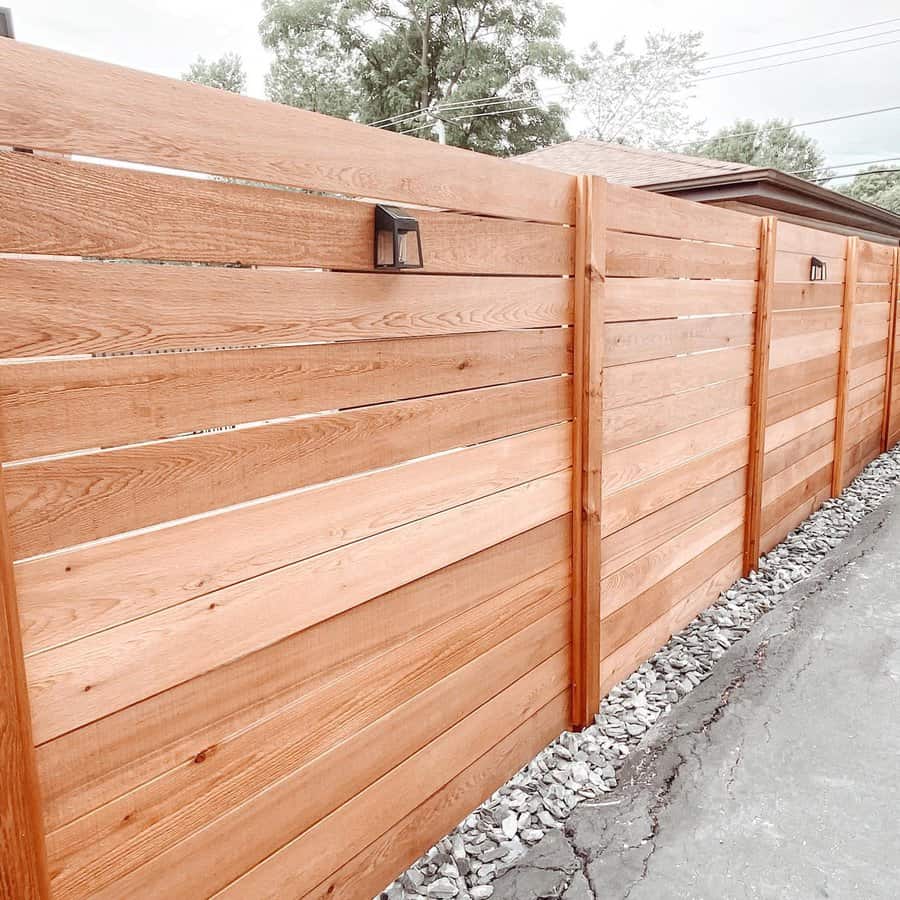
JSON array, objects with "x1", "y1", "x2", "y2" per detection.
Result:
[{"x1": 515, "y1": 138, "x2": 757, "y2": 186}]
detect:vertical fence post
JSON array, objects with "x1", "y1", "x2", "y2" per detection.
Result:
[
  {"x1": 743, "y1": 216, "x2": 777, "y2": 576},
  {"x1": 571, "y1": 174, "x2": 605, "y2": 729},
  {"x1": 882, "y1": 247, "x2": 900, "y2": 452},
  {"x1": 0, "y1": 470, "x2": 50, "y2": 899},
  {"x1": 833, "y1": 236, "x2": 859, "y2": 496}
]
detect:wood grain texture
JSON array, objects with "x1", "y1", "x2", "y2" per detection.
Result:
[
  {"x1": 1, "y1": 328, "x2": 572, "y2": 460},
  {"x1": 0, "y1": 258, "x2": 573, "y2": 359},
  {"x1": 604, "y1": 278, "x2": 756, "y2": 322},
  {"x1": 761, "y1": 462, "x2": 831, "y2": 534},
  {"x1": 26, "y1": 470, "x2": 571, "y2": 744},
  {"x1": 36, "y1": 518, "x2": 570, "y2": 832},
  {"x1": 765, "y1": 398, "x2": 836, "y2": 453},
  {"x1": 607, "y1": 231, "x2": 758, "y2": 280},
  {"x1": 601, "y1": 497, "x2": 744, "y2": 619},
  {"x1": 775, "y1": 221, "x2": 846, "y2": 258},
  {"x1": 606, "y1": 183, "x2": 760, "y2": 247},
  {"x1": 833, "y1": 237, "x2": 857, "y2": 495},
  {"x1": 744, "y1": 216, "x2": 775, "y2": 574},
  {"x1": 760, "y1": 485, "x2": 830, "y2": 555},
  {"x1": 48, "y1": 603, "x2": 571, "y2": 898},
  {"x1": 600, "y1": 554, "x2": 742, "y2": 696},
  {"x1": 601, "y1": 528, "x2": 743, "y2": 658},
  {"x1": 772, "y1": 281, "x2": 843, "y2": 310},
  {"x1": 298, "y1": 694, "x2": 570, "y2": 900},
  {"x1": 602, "y1": 438, "x2": 749, "y2": 539},
  {"x1": 0, "y1": 41, "x2": 574, "y2": 224},
  {"x1": 768, "y1": 329, "x2": 841, "y2": 370},
  {"x1": 570, "y1": 175, "x2": 604, "y2": 728},
  {"x1": 603, "y1": 346, "x2": 753, "y2": 410},
  {"x1": 17, "y1": 424, "x2": 571, "y2": 656},
  {"x1": 603, "y1": 377, "x2": 751, "y2": 454},
  {"x1": 856, "y1": 282, "x2": 892, "y2": 304},
  {"x1": 603, "y1": 407, "x2": 750, "y2": 496},
  {"x1": 0, "y1": 153, "x2": 573, "y2": 275},
  {"x1": 605, "y1": 315, "x2": 754, "y2": 367},
  {"x1": 763, "y1": 419, "x2": 835, "y2": 481},
  {"x1": 771, "y1": 307, "x2": 842, "y2": 340},
  {"x1": 6, "y1": 376, "x2": 571, "y2": 559},
  {"x1": 601, "y1": 468, "x2": 746, "y2": 579},
  {"x1": 766, "y1": 375, "x2": 838, "y2": 426},
  {"x1": 215, "y1": 659, "x2": 569, "y2": 899},
  {"x1": 0, "y1": 469, "x2": 50, "y2": 899}
]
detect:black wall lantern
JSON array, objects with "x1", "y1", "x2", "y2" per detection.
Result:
[
  {"x1": 810, "y1": 256, "x2": 827, "y2": 281},
  {"x1": 375, "y1": 205, "x2": 424, "y2": 270}
]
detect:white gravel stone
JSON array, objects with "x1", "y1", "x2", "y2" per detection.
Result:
[{"x1": 376, "y1": 445, "x2": 900, "y2": 900}]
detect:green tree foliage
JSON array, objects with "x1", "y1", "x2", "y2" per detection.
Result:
[
  {"x1": 836, "y1": 166, "x2": 900, "y2": 213},
  {"x1": 570, "y1": 31, "x2": 705, "y2": 150},
  {"x1": 258, "y1": 0, "x2": 572, "y2": 156},
  {"x1": 695, "y1": 119, "x2": 832, "y2": 181},
  {"x1": 182, "y1": 52, "x2": 247, "y2": 93}
]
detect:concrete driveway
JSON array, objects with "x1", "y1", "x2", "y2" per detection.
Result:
[{"x1": 494, "y1": 488, "x2": 900, "y2": 900}]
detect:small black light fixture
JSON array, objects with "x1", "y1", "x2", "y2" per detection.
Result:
[
  {"x1": 375, "y1": 204, "x2": 424, "y2": 270},
  {"x1": 0, "y1": 7, "x2": 14, "y2": 39},
  {"x1": 810, "y1": 256, "x2": 827, "y2": 281}
]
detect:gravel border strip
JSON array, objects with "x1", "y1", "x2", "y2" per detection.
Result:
[{"x1": 378, "y1": 444, "x2": 900, "y2": 900}]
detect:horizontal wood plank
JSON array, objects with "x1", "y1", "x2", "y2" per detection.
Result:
[
  {"x1": 6, "y1": 376, "x2": 571, "y2": 559},
  {"x1": 26, "y1": 471, "x2": 571, "y2": 743},
  {"x1": 2, "y1": 329, "x2": 572, "y2": 460},
  {"x1": 603, "y1": 378, "x2": 750, "y2": 453},
  {"x1": 47, "y1": 604, "x2": 571, "y2": 898},
  {"x1": 602, "y1": 438, "x2": 748, "y2": 538},
  {"x1": 776, "y1": 222, "x2": 846, "y2": 258},
  {"x1": 607, "y1": 232, "x2": 758, "y2": 280},
  {"x1": 18, "y1": 424, "x2": 571, "y2": 655},
  {"x1": 0, "y1": 153, "x2": 573, "y2": 275},
  {"x1": 601, "y1": 528, "x2": 743, "y2": 657},
  {"x1": 769, "y1": 329, "x2": 841, "y2": 370},
  {"x1": 0, "y1": 258, "x2": 573, "y2": 359},
  {"x1": 600, "y1": 468, "x2": 746, "y2": 578},
  {"x1": 772, "y1": 281, "x2": 843, "y2": 310},
  {"x1": 214, "y1": 661, "x2": 569, "y2": 899},
  {"x1": 603, "y1": 346, "x2": 753, "y2": 410},
  {"x1": 768, "y1": 353, "x2": 839, "y2": 398},
  {"x1": 606, "y1": 183, "x2": 760, "y2": 247},
  {"x1": 0, "y1": 41, "x2": 574, "y2": 224},
  {"x1": 300, "y1": 693, "x2": 570, "y2": 900},
  {"x1": 766, "y1": 375, "x2": 838, "y2": 426},
  {"x1": 771, "y1": 307, "x2": 842, "y2": 340},
  {"x1": 605, "y1": 315, "x2": 753, "y2": 367},
  {"x1": 601, "y1": 498, "x2": 744, "y2": 618},
  {"x1": 604, "y1": 277, "x2": 756, "y2": 322},
  {"x1": 603, "y1": 407, "x2": 750, "y2": 495},
  {"x1": 763, "y1": 419, "x2": 835, "y2": 481},
  {"x1": 35, "y1": 517, "x2": 570, "y2": 831}
]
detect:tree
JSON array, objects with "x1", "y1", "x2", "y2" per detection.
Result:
[
  {"x1": 837, "y1": 166, "x2": 900, "y2": 213},
  {"x1": 694, "y1": 119, "x2": 832, "y2": 181},
  {"x1": 182, "y1": 52, "x2": 247, "y2": 93},
  {"x1": 258, "y1": 0, "x2": 572, "y2": 156},
  {"x1": 570, "y1": 31, "x2": 705, "y2": 150}
]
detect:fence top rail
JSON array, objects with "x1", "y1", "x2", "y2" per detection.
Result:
[{"x1": 0, "y1": 40, "x2": 575, "y2": 225}]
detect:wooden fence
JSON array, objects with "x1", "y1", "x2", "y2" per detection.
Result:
[{"x1": 0, "y1": 41, "x2": 898, "y2": 899}]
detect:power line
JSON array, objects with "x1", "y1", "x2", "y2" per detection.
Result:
[
  {"x1": 676, "y1": 106, "x2": 900, "y2": 150},
  {"x1": 814, "y1": 167, "x2": 900, "y2": 182},
  {"x1": 789, "y1": 155, "x2": 900, "y2": 177},
  {"x1": 703, "y1": 26, "x2": 900, "y2": 71},
  {"x1": 705, "y1": 16, "x2": 900, "y2": 60},
  {"x1": 696, "y1": 36, "x2": 900, "y2": 81}
]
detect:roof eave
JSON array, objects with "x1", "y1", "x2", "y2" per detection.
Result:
[{"x1": 638, "y1": 168, "x2": 900, "y2": 236}]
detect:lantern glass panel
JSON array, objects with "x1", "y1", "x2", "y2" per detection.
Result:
[
  {"x1": 376, "y1": 227, "x2": 395, "y2": 268},
  {"x1": 398, "y1": 230, "x2": 421, "y2": 267}
]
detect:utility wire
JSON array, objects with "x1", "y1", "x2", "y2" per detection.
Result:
[
  {"x1": 677, "y1": 105, "x2": 900, "y2": 150},
  {"x1": 814, "y1": 168, "x2": 900, "y2": 182},
  {"x1": 789, "y1": 156, "x2": 900, "y2": 177},
  {"x1": 696, "y1": 36, "x2": 900, "y2": 81},
  {"x1": 705, "y1": 16, "x2": 900, "y2": 60},
  {"x1": 703, "y1": 27, "x2": 900, "y2": 70}
]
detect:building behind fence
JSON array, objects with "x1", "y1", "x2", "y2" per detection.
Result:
[{"x1": 0, "y1": 40, "x2": 899, "y2": 900}]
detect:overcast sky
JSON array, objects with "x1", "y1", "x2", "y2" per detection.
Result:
[{"x1": 10, "y1": 0, "x2": 900, "y2": 173}]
